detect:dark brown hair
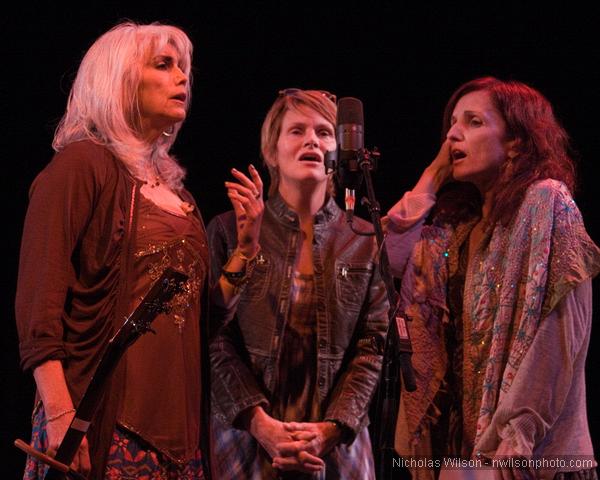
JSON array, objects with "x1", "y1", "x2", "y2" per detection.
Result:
[{"x1": 438, "y1": 77, "x2": 576, "y2": 227}]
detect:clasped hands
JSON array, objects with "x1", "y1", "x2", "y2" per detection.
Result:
[{"x1": 247, "y1": 406, "x2": 342, "y2": 474}]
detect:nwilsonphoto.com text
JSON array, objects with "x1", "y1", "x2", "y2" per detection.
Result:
[{"x1": 393, "y1": 456, "x2": 596, "y2": 471}]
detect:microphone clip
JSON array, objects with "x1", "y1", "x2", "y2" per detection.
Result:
[{"x1": 325, "y1": 147, "x2": 380, "y2": 191}]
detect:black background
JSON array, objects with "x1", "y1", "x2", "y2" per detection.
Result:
[{"x1": 2, "y1": 2, "x2": 599, "y2": 477}]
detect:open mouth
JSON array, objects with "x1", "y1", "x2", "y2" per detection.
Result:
[
  {"x1": 171, "y1": 93, "x2": 187, "y2": 102},
  {"x1": 299, "y1": 153, "x2": 321, "y2": 162},
  {"x1": 451, "y1": 149, "x2": 466, "y2": 162}
]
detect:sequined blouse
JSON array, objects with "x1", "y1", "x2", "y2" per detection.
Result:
[{"x1": 118, "y1": 194, "x2": 208, "y2": 463}]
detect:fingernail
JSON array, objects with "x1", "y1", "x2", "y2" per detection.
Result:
[
  {"x1": 231, "y1": 168, "x2": 238, "y2": 172},
  {"x1": 249, "y1": 164, "x2": 255, "y2": 170}
]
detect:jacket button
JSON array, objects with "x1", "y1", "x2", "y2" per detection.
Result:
[
  {"x1": 318, "y1": 377, "x2": 325, "y2": 386},
  {"x1": 319, "y1": 339, "x2": 326, "y2": 348}
]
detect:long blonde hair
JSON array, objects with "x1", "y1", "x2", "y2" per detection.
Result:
[{"x1": 53, "y1": 21, "x2": 193, "y2": 190}]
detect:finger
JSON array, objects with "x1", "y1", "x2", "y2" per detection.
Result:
[
  {"x1": 283, "y1": 422, "x2": 313, "y2": 431},
  {"x1": 228, "y1": 190, "x2": 260, "y2": 218},
  {"x1": 273, "y1": 463, "x2": 323, "y2": 474},
  {"x1": 227, "y1": 187, "x2": 261, "y2": 212},
  {"x1": 290, "y1": 431, "x2": 318, "y2": 442},
  {"x1": 277, "y1": 439, "x2": 319, "y2": 457},
  {"x1": 272, "y1": 456, "x2": 324, "y2": 473},
  {"x1": 227, "y1": 190, "x2": 245, "y2": 216},
  {"x1": 225, "y1": 181, "x2": 259, "y2": 201},
  {"x1": 435, "y1": 139, "x2": 451, "y2": 162},
  {"x1": 247, "y1": 164, "x2": 264, "y2": 194},
  {"x1": 79, "y1": 439, "x2": 91, "y2": 475},
  {"x1": 381, "y1": 215, "x2": 390, "y2": 233},
  {"x1": 71, "y1": 457, "x2": 79, "y2": 474},
  {"x1": 69, "y1": 438, "x2": 83, "y2": 473},
  {"x1": 227, "y1": 189, "x2": 255, "y2": 212},
  {"x1": 276, "y1": 440, "x2": 307, "y2": 456},
  {"x1": 231, "y1": 168, "x2": 260, "y2": 194},
  {"x1": 272, "y1": 456, "x2": 302, "y2": 469},
  {"x1": 298, "y1": 450, "x2": 326, "y2": 467},
  {"x1": 442, "y1": 141, "x2": 453, "y2": 162}
]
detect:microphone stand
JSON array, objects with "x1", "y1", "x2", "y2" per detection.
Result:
[{"x1": 352, "y1": 148, "x2": 416, "y2": 480}]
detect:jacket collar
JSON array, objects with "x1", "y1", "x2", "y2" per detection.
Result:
[{"x1": 267, "y1": 193, "x2": 341, "y2": 227}]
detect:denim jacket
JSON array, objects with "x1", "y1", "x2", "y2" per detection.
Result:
[{"x1": 207, "y1": 194, "x2": 389, "y2": 436}]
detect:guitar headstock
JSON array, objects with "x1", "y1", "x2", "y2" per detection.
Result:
[
  {"x1": 125, "y1": 268, "x2": 189, "y2": 335},
  {"x1": 146, "y1": 270, "x2": 189, "y2": 314}
]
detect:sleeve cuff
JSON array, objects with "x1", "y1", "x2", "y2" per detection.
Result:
[
  {"x1": 496, "y1": 421, "x2": 535, "y2": 457},
  {"x1": 324, "y1": 418, "x2": 353, "y2": 444},
  {"x1": 387, "y1": 191, "x2": 436, "y2": 231}
]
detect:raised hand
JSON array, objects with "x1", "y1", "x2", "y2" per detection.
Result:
[
  {"x1": 225, "y1": 165, "x2": 264, "y2": 256},
  {"x1": 419, "y1": 139, "x2": 454, "y2": 194}
]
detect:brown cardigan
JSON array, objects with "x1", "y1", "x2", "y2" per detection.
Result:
[{"x1": 16, "y1": 140, "x2": 211, "y2": 479}]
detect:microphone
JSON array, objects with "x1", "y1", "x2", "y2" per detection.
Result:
[
  {"x1": 336, "y1": 97, "x2": 364, "y2": 191},
  {"x1": 323, "y1": 97, "x2": 365, "y2": 222}
]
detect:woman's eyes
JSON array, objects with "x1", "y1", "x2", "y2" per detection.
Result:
[
  {"x1": 154, "y1": 57, "x2": 175, "y2": 70},
  {"x1": 450, "y1": 116, "x2": 483, "y2": 127},
  {"x1": 288, "y1": 127, "x2": 334, "y2": 137}
]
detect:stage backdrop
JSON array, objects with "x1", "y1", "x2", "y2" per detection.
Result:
[{"x1": 2, "y1": 3, "x2": 599, "y2": 478}]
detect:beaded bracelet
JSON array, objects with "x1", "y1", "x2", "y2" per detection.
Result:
[
  {"x1": 46, "y1": 408, "x2": 76, "y2": 422},
  {"x1": 233, "y1": 245, "x2": 261, "y2": 262},
  {"x1": 221, "y1": 245, "x2": 261, "y2": 291},
  {"x1": 221, "y1": 268, "x2": 248, "y2": 285},
  {"x1": 221, "y1": 270, "x2": 251, "y2": 294}
]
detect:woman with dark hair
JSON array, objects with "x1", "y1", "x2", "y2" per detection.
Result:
[
  {"x1": 386, "y1": 77, "x2": 600, "y2": 479},
  {"x1": 208, "y1": 88, "x2": 388, "y2": 479},
  {"x1": 16, "y1": 21, "x2": 259, "y2": 479}
]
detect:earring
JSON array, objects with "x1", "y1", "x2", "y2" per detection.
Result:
[{"x1": 162, "y1": 126, "x2": 175, "y2": 137}]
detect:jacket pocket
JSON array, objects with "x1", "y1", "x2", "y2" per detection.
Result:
[
  {"x1": 240, "y1": 252, "x2": 271, "y2": 301},
  {"x1": 335, "y1": 261, "x2": 373, "y2": 313}
]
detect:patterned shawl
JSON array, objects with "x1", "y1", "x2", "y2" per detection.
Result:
[{"x1": 395, "y1": 179, "x2": 600, "y2": 461}]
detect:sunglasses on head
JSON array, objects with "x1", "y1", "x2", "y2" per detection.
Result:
[{"x1": 278, "y1": 88, "x2": 337, "y2": 103}]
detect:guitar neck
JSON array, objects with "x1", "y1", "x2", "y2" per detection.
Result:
[{"x1": 44, "y1": 267, "x2": 188, "y2": 479}]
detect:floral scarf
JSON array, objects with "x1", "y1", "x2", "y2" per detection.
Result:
[{"x1": 395, "y1": 180, "x2": 600, "y2": 460}]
